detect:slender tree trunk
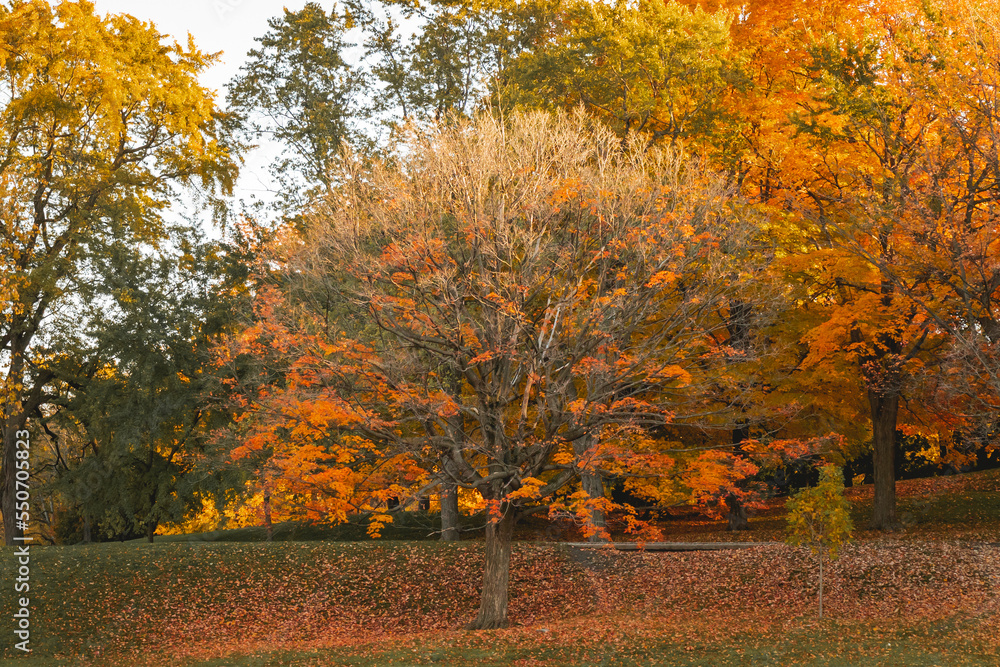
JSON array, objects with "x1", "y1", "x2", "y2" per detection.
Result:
[
  {"x1": 146, "y1": 521, "x2": 156, "y2": 544},
  {"x1": 468, "y1": 508, "x2": 517, "y2": 629},
  {"x1": 726, "y1": 422, "x2": 751, "y2": 531},
  {"x1": 82, "y1": 515, "x2": 92, "y2": 543},
  {"x1": 869, "y1": 388, "x2": 900, "y2": 530},
  {"x1": 440, "y1": 481, "x2": 459, "y2": 542},
  {"x1": 263, "y1": 489, "x2": 273, "y2": 542},
  {"x1": 725, "y1": 493, "x2": 749, "y2": 531}
]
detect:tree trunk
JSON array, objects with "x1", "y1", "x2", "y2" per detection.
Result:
[
  {"x1": 82, "y1": 515, "x2": 92, "y2": 543},
  {"x1": 572, "y1": 434, "x2": 607, "y2": 541},
  {"x1": 440, "y1": 481, "x2": 459, "y2": 542},
  {"x1": 725, "y1": 493, "x2": 749, "y2": 531},
  {"x1": 468, "y1": 508, "x2": 516, "y2": 629},
  {"x1": 146, "y1": 521, "x2": 156, "y2": 544},
  {"x1": 726, "y1": 421, "x2": 751, "y2": 531},
  {"x1": 580, "y1": 472, "x2": 608, "y2": 542},
  {"x1": 869, "y1": 388, "x2": 900, "y2": 530},
  {"x1": 263, "y1": 489, "x2": 273, "y2": 542},
  {"x1": 2, "y1": 416, "x2": 27, "y2": 546}
]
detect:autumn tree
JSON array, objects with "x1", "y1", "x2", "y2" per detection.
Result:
[
  {"x1": 501, "y1": 0, "x2": 791, "y2": 530},
  {"x1": 844, "y1": 2, "x2": 1000, "y2": 446},
  {"x1": 224, "y1": 110, "x2": 766, "y2": 628},
  {"x1": 226, "y1": 1, "x2": 555, "y2": 535},
  {"x1": 772, "y1": 2, "x2": 1000, "y2": 528},
  {"x1": 660, "y1": 0, "x2": 956, "y2": 529},
  {"x1": 0, "y1": 0, "x2": 235, "y2": 544}
]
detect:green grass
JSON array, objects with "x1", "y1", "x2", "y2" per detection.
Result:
[
  {"x1": 845, "y1": 469, "x2": 1000, "y2": 539},
  {"x1": 185, "y1": 615, "x2": 1000, "y2": 666}
]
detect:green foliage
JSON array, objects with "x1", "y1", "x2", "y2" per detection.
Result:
[
  {"x1": 785, "y1": 464, "x2": 853, "y2": 558},
  {"x1": 48, "y1": 227, "x2": 248, "y2": 542},
  {"x1": 367, "y1": 0, "x2": 552, "y2": 127},
  {"x1": 228, "y1": 0, "x2": 553, "y2": 209},
  {"x1": 368, "y1": 2, "x2": 488, "y2": 124},
  {"x1": 501, "y1": 0, "x2": 739, "y2": 146},
  {"x1": 227, "y1": 2, "x2": 366, "y2": 205}
]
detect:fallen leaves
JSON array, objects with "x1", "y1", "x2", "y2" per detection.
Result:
[{"x1": 3, "y1": 470, "x2": 998, "y2": 665}]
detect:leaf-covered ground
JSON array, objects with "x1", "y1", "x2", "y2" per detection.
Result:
[{"x1": 1, "y1": 469, "x2": 998, "y2": 665}]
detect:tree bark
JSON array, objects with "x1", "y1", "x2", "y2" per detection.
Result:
[
  {"x1": 146, "y1": 521, "x2": 156, "y2": 544},
  {"x1": 3, "y1": 360, "x2": 48, "y2": 545},
  {"x1": 440, "y1": 481, "x2": 459, "y2": 542},
  {"x1": 468, "y1": 508, "x2": 516, "y2": 629},
  {"x1": 726, "y1": 421, "x2": 751, "y2": 531},
  {"x1": 725, "y1": 493, "x2": 749, "y2": 531},
  {"x1": 868, "y1": 388, "x2": 900, "y2": 530},
  {"x1": 2, "y1": 416, "x2": 27, "y2": 546},
  {"x1": 580, "y1": 472, "x2": 607, "y2": 542},
  {"x1": 572, "y1": 434, "x2": 607, "y2": 541},
  {"x1": 263, "y1": 489, "x2": 273, "y2": 542}
]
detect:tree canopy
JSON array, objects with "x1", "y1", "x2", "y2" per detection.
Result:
[
  {"x1": 4, "y1": 0, "x2": 1000, "y2": 633},
  {"x1": 0, "y1": 0, "x2": 236, "y2": 544}
]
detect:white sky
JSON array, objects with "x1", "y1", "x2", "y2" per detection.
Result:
[
  {"x1": 92, "y1": 1, "x2": 302, "y2": 99},
  {"x1": 92, "y1": 1, "x2": 312, "y2": 211}
]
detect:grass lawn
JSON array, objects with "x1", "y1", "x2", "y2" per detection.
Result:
[
  {"x1": 190, "y1": 615, "x2": 999, "y2": 666},
  {"x1": 1, "y1": 469, "x2": 998, "y2": 665}
]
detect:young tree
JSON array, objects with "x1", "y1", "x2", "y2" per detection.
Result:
[
  {"x1": 0, "y1": 0, "x2": 235, "y2": 545},
  {"x1": 225, "y1": 110, "x2": 766, "y2": 628},
  {"x1": 785, "y1": 464, "x2": 853, "y2": 619}
]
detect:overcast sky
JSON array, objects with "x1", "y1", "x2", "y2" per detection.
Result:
[
  {"x1": 92, "y1": 1, "x2": 300, "y2": 98},
  {"x1": 91, "y1": 1, "x2": 312, "y2": 213}
]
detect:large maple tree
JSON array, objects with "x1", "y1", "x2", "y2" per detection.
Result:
[{"x1": 671, "y1": 0, "x2": 966, "y2": 529}]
